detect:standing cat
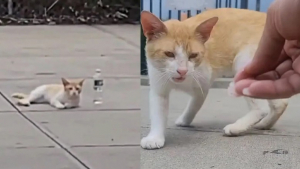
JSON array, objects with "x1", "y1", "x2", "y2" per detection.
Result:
[
  {"x1": 12, "y1": 78, "x2": 84, "y2": 109},
  {"x1": 141, "y1": 8, "x2": 288, "y2": 150}
]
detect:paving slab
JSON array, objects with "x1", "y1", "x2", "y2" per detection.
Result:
[
  {"x1": 0, "y1": 54, "x2": 139, "y2": 80},
  {"x1": 0, "y1": 25, "x2": 138, "y2": 57},
  {"x1": 0, "y1": 113, "x2": 54, "y2": 148},
  {"x1": 1, "y1": 78, "x2": 140, "y2": 112},
  {"x1": 141, "y1": 87, "x2": 300, "y2": 136},
  {"x1": 72, "y1": 146, "x2": 140, "y2": 169},
  {"x1": 0, "y1": 94, "x2": 15, "y2": 112},
  {"x1": 141, "y1": 129, "x2": 300, "y2": 169},
  {"x1": 0, "y1": 148, "x2": 81, "y2": 169},
  {"x1": 95, "y1": 25, "x2": 140, "y2": 47},
  {"x1": 25, "y1": 110, "x2": 140, "y2": 146}
]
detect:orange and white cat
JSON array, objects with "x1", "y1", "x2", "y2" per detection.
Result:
[
  {"x1": 141, "y1": 8, "x2": 288, "y2": 149},
  {"x1": 12, "y1": 78, "x2": 84, "y2": 109}
]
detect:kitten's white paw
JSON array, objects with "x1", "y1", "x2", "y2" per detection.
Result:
[
  {"x1": 227, "y1": 82, "x2": 241, "y2": 97},
  {"x1": 141, "y1": 136, "x2": 165, "y2": 150},
  {"x1": 17, "y1": 99, "x2": 30, "y2": 107},
  {"x1": 175, "y1": 116, "x2": 191, "y2": 127},
  {"x1": 223, "y1": 123, "x2": 248, "y2": 136},
  {"x1": 55, "y1": 104, "x2": 65, "y2": 109}
]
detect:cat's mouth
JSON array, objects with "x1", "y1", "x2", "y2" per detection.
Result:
[{"x1": 172, "y1": 77, "x2": 186, "y2": 82}]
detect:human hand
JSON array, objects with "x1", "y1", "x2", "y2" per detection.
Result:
[{"x1": 234, "y1": 0, "x2": 300, "y2": 99}]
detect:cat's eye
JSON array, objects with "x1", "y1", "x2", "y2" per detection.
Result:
[
  {"x1": 164, "y1": 51, "x2": 175, "y2": 58},
  {"x1": 189, "y1": 53, "x2": 198, "y2": 59}
]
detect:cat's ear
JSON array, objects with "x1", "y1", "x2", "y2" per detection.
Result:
[
  {"x1": 61, "y1": 78, "x2": 70, "y2": 86},
  {"x1": 141, "y1": 11, "x2": 167, "y2": 40},
  {"x1": 195, "y1": 17, "x2": 218, "y2": 43},
  {"x1": 78, "y1": 79, "x2": 85, "y2": 86}
]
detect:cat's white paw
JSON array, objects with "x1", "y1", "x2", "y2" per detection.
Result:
[
  {"x1": 17, "y1": 99, "x2": 30, "y2": 107},
  {"x1": 175, "y1": 116, "x2": 191, "y2": 127},
  {"x1": 141, "y1": 136, "x2": 165, "y2": 149},
  {"x1": 55, "y1": 104, "x2": 65, "y2": 109},
  {"x1": 227, "y1": 82, "x2": 241, "y2": 97},
  {"x1": 223, "y1": 123, "x2": 248, "y2": 136}
]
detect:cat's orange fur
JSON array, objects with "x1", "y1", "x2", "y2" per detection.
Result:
[{"x1": 146, "y1": 8, "x2": 266, "y2": 69}]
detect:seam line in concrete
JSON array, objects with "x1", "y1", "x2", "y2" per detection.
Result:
[
  {"x1": 88, "y1": 25, "x2": 139, "y2": 49},
  {"x1": 71, "y1": 144, "x2": 140, "y2": 148},
  {"x1": 141, "y1": 126, "x2": 300, "y2": 137},
  {"x1": 0, "y1": 76, "x2": 140, "y2": 81},
  {"x1": 0, "y1": 108, "x2": 141, "y2": 113},
  {"x1": 0, "y1": 91, "x2": 91, "y2": 169}
]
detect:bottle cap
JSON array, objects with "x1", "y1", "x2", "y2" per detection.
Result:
[{"x1": 95, "y1": 69, "x2": 101, "y2": 73}]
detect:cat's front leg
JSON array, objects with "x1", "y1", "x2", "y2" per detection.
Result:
[
  {"x1": 50, "y1": 100, "x2": 65, "y2": 109},
  {"x1": 64, "y1": 103, "x2": 78, "y2": 109},
  {"x1": 141, "y1": 89, "x2": 169, "y2": 150},
  {"x1": 175, "y1": 91, "x2": 208, "y2": 127}
]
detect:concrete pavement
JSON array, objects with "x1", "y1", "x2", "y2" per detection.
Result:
[
  {"x1": 0, "y1": 25, "x2": 140, "y2": 169},
  {"x1": 141, "y1": 86, "x2": 300, "y2": 169}
]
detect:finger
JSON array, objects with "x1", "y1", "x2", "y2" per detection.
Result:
[
  {"x1": 275, "y1": 59, "x2": 293, "y2": 75},
  {"x1": 242, "y1": 73, "x2": 300, "y2": 99},
  {"x1": 243, "y1": 2, "x2": 286, "y2": 76},
  {"x1": 255, "y1": 59, "x2": 292, "y2": 80},
  {"x1": 234, "y1": 79, "x2": 256, "y2": 95},
  {"x1": 255, "y1": 71, "x2": 280, "y2": 80}
]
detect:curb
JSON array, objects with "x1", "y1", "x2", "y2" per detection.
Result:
[{"x1": 140, "y1": 76, "x2": 232, "y2": 89}]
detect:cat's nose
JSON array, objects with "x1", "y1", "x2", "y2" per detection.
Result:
[{"x1": 177, "y1": 68, "x2": 187, "y2": 76}]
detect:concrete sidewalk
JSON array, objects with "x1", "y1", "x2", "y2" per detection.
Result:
[
  {"x1": 0, "y1": 25, "x2": 140, "y2": 169},
  {"x1": 141, "y1": 86, "x2": 300, "y2": 169}
]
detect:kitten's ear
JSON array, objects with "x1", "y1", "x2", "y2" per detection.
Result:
[
  {"x1": 195, "y1": 17, "x2": 218, "y2": 43},
  {"x1": 61, "y1": 78, "x2": 70, "y2": 86},
  {"x1": 141, "y1": 11, "x2": 167, "y2": 40},
  {"x1": 78, "y1": 79, "x2": 85, "y2": 86}
]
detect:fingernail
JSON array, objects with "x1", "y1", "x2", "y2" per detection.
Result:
[{"x1": 242, "y1": 88, "x2": 251, "y2": 96}]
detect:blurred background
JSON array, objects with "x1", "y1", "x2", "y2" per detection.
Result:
[{"x1": 0, "y1": 0, "x2": 140, "y2": 25}]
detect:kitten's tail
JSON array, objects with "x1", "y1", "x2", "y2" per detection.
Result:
[{"x1": 11, "y1": 93, "x2": 28, "y2": 99}]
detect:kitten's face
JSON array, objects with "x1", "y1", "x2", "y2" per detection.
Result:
[
  {"x1": 141, "y1": 11, "x2": 218, "y2": 83},
  {"x1": 61, "y1": 78, "x2": 84, "y2": 97}
]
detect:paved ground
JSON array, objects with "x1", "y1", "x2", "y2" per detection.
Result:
[
  {"x1": 141, "y1": 86, "x2": 300, "y2": 169},
  {"x1": 0, "y1": 25, "x2": 140, "y2": 169}
]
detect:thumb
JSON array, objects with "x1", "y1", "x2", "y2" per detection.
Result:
[{"x1": 244, "y1": 2, "x2": 285, "y2": 77}]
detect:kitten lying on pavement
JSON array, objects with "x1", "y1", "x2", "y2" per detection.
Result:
[{"x1": 12, "y1": 78, "x2": 84, "y2": 109}]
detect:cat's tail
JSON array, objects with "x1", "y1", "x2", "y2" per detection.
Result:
[
  {"x1": 11, "y1": 93, "x2": 28, "y2": 99},
  {"x1": 11, "y1": 93, "x2": 30, "y2": 106}
]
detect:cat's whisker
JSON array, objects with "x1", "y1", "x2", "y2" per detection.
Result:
[
  {"x1": 152, "y1": 72, "x2": 169, "y2": 87},
  {"x1": 161, "y1": 76, "x2": 170, "y2": 90},
  {"x1": 192, "y1": 71, "x2": 207, "y2": 81},
  {"x1": 191, "y1": 74, "x2": 204, "y2": 97}
]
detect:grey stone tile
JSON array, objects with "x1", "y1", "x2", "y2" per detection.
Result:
[
  {"x1": 141, "y1": 129, "x2": 300, "y2": 169},
  {"x1": 1, "y1": 78, "x2": 140, "y2": 112},
  {"x1": 0, "y1": 113, "x2": 54, "y2": 148},
  {"x1": 142, "y1": 87, "x2": 300, "y2": 136},
  {"x1": 0, "y1": 148, "x2": 81, "y2": 169},
  {"x1": 72, "y1": 146, "x2": 140, "y2": 169},
  {"x1": 0, "y1": 54, "x2": 138, "y2": 80},
  {"x1": 25, "y1": 110, "x2": 141, "y2": 146},
  {"x1": 95, "y1": 25, "x2": 140, "y2": 47},
  {"x1": 0, "y1": 95, "x2": 15, "y2": 112},
  {"x1": 0, "y1": 25, "x2": 138, "y2": 57}
]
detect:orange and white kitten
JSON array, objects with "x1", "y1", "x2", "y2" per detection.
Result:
[
  {"x1": 12, "y1": 78, "x2": 84, "y2": 109},
  {"x1": 141, "y1": 8, "x2": 288, "y2": 150}
]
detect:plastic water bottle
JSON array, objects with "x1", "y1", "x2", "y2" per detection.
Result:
[{"x1": 93, "y1": 69, "x2": 104, "y2": 104}]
